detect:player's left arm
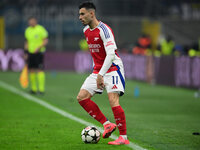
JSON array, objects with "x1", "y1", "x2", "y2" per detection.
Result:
[
  {"x1": 36, "y1": 38, "x2": 48, "y2": 50},
  {"x1": 35, "y1": 26, "x2": 49, "y2": 53},
  {"x1": 99, "y1": 26, "x2": 117, "y2": 76},
  {"x1": 97, "y1": 26, "x2": 117, "y2": 89}
]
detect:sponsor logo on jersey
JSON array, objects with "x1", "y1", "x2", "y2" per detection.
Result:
[
  {"x1": 89, "y1": 44, "x2": 101, "y2": 53},
  {"x1": 88, "y1": 44, "x2": 101, "y2": 49},
  {"x1": 91, "y1": 49, "x2": 100, "y2": 52}
]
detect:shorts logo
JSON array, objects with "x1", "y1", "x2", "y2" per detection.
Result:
[{"x1": 112, "y1": 85, "x2": 118, "y2": 89}]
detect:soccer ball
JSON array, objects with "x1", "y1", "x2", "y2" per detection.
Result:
[{"x1": 81, "y1": 126, "x2": 101, "y2": 144}]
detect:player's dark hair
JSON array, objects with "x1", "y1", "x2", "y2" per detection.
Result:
[
  {"x1": 79, "y1": 1, "x2": 96, "y2": 10},
  {"x1": 28, "y1": 16, "x2": 37, "y2": 21}
]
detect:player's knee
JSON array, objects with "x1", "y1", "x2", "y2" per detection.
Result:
[
  {"x1": 77, "y1": 94, "x2": 87, "y2": 102},
  {"x1": 108, "y1": 93, "x2": 120, "y2": 107},
  {"x1": 77, "y1": 89, "x2": 92, "y2": 102},
  {"x1": 110, "y1": 100, "x2": 119, "y2": 107},
  {"x1": 77, "y1": 95, "x2": 82, "y2": 102}
]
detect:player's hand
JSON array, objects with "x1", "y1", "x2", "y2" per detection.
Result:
[
  {"x1": 24, "y1": 53, "x2": 28, "y2": 61},
  {"x1": 34, "y1": 48, "x2": 40, "y2": 54},
  {"x1": 96, "y1": 74, "x2": 105, "y2": 90}
]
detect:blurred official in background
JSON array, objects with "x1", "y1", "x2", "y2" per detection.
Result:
[{"x1": 24, "y1": 17, "x2": 48, "y2": 94}]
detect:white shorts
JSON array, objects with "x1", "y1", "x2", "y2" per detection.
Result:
[{"x1": 81, "y1": 68, "x2": 125, "y2": 96}]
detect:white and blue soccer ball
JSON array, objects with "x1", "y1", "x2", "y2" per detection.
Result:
[{"x1": 81, "y1": 126, "x2": 101, "y2": 144}]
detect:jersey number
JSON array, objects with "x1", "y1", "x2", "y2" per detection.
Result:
[{"x1": 112, "y1": 76, "x2": 118, "y2": 84}]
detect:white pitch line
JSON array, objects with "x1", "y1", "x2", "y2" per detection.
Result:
[{"x1": 0, "y1": 80, "x2": 147, "y2": 150}]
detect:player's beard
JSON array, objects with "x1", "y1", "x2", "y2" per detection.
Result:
[
  {"x1": 82, "y1": 19, "x2": 92, "y2": 26},
  {"x1": 81, "y1": 21, "x2": 87, "y2": 26}
]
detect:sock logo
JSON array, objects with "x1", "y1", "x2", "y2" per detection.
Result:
[
  {"x1": 88, "y1": 110, "x2": 96, "y2": 118},
  {"x1": 112, "y1": 85, "x2": 118, "y2": 89},
  {"x1": 115, "y1": 118, "x2": 121, "y2": 121},
  {"x1": 117, "y1": 123, "x2": 123, "y2": 127},
  {"x1": 88, "y1": 110, "x2": 93, "y2": 115}
]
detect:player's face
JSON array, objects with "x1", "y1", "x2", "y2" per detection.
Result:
[
  {"x1": 28, "y1": 18, "x2": 37, "y2": 27},
  {"x1": 79, "y1": 8, "x2": 93, "y2": 26}
]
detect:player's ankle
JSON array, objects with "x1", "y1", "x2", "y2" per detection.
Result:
[
  {"x1": 120, "y1": 135, "x2": 128, "y2": 140},
  {"x1": 103, "y1": 121, "x2": 111, "y2": 126}
]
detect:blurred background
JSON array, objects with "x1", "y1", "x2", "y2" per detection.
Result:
[
  {"x1": 0, "y1": 0, "x2": 200, "y2": 89},
  {"x1": 0, "y1": 0, "x2": 200, "y2": 51}
]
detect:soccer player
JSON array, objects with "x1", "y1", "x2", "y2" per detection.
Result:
[
  {"x1": 24, "y1": 17, "x2": 48, "y2": 94},
  {"x1": 77, "y1": 2, "x2": 129, "y2": 145}
]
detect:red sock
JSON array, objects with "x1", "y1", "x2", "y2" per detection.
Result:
[
  {"x1": 79, "y1": 98, "x2": 107, "y2": 124},
  {"x1": 112, "y1": 105, "x2": 127, "y2": 135}
]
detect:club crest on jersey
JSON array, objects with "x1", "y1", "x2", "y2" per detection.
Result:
[
  {"x1": 94, "y1": 37, "x2": 99, "y2": 41},
  {"x1": 34, "y1": 34, "x2": 39, "y2": 39}
]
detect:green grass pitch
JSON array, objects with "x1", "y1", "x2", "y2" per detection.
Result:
[{"x1": 0, "y1": 71, "x2": 200, "y2": 150}]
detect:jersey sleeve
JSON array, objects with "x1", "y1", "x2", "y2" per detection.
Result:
[
  {"x1": 25, "y1": 28, "x2": 28, "y2": 40},
  {"x1": 98, "y1": 24, "x2": 117, "y2": 76},
  {"x1": 40, "y1": 25, "x2": 48, "y2": 39},
  {"x1": 99, "y1": 24, "x2": 117, "y2": 55},
  {"x1": 83, "y1": 25, "x2": 89, "y2": 33}
]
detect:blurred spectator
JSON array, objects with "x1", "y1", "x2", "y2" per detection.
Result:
[
  {"x1": 132, "y1": 34, "x2": 151, "y2": 55},
  {"x1": 132, "y1": 43, "x2": 146, "y2": 55},
  {"x1": 132, "y1": 34, "x2": 154, "y2": 83},
  {"x1": 160, "y1": 36, "x2": 175, "y2": 55},
  {"x1": 153, "y1": 45, "x2": 161, "y2": 57},
  {"x1": 188, "y1": 42, "x2": 200, "y2": 57},
  {"x1": 79, "y1": 38, "x2": 88, "y2": 51},
  {"x1": 174, "y1": 45, "x2": 184, "y2": 56},
  {"x1": 138, "y1": 34, "x2": 151, "y2": 49}
]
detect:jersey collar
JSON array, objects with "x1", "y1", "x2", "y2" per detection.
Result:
[{"x1": 89, "y1": 21, "x2": 102, "y2": 31}]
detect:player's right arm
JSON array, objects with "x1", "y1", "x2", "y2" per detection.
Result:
[
  {"x1": 24, "y1": 41, "x2": 28, "y2": 50},
  {"x1": 24, "y1": 29, "x2": 29, "y2": 62},
  {"x1": 23, "y1": 41, "x2": 28, "y2": 62}
]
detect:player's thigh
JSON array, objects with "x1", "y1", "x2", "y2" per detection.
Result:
[
  {"x1": 37, "y1": 52, "x2": 44, "y2": 70},
  {"x1": 78, "y1": 74, "x2": 103, "y2": 101},
  {"x1": 28, "y1": 53, "x2": 44, "y2": 70},
  {"x1": 28, "y1": 53, "x2": 36, "y2": 69}
]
